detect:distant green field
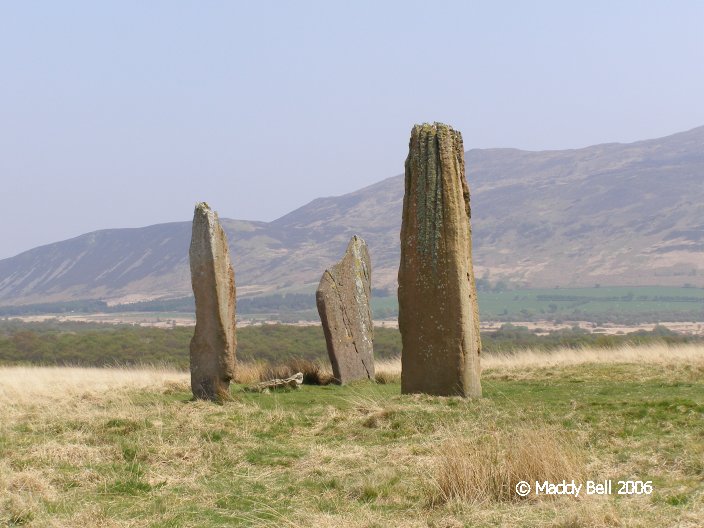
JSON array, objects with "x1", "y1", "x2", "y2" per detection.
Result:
[
  {"x1": 2, "y1": 286, "x2": 703, "y2": 323},
  {"x1": 475, "y1": 286, "x2": 704, "y2": 323},
  {"x1": 372, "y1": 285, "x2": 704, "y2": 323}
]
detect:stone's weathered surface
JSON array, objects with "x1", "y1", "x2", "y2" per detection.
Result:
[
  {"x1": 398, "y1": 123, "x2": 482, "y2": 397},
  {"x1": 245, "y1": 372, "x2": 304, "y2": 393},
  {"x1": 316, "y1": 235, "x2": 374, "y2": 384},
  {"x1": 189, "y1": 202, "x2": 237, "y2": 401}
]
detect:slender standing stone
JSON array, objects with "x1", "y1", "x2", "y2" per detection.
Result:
[
  {"x1": 316, "y1": 235, "x2": 374, "y2": 383},
  {"x1": 398, "y1": 123, "x2": 482, "y2": 397},
  {"x1": 189, "y1": 202, "x2": 236, "y2": 401}
]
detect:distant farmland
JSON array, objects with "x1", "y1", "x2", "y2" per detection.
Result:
[
  {"x1": 475, "y1": 285, "x2": 704, "y2": 323},
  {"x1": 1, "y1": 286, "x2": 703, "y2": 324}
]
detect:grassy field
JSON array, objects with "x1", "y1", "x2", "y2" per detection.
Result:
[
  {"x1": 3, "y1": 286, "x2": 704, "y2": 324},
  {"x1": 476, "y1": 286, "x2": 704, "y2": 323},
  {"x1": 366, "y1": 286, "x2": 704, "y2": 323},
  {"x1": 1, "y1": 344, "x2": 702, "y2": 527},
  {"x1": 233, "y1": 286, "x2": 704, "y2": 323},
  {"x1": 229, "y1": 286, "x2": 704, "y2": 323}
]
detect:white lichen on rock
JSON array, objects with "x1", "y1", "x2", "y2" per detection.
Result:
[{"x1": 316, "y1": 235, "x2": 374, "y2": 383}]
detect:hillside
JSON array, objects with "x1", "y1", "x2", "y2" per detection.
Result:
[{"x1": 1, "y1": 126, "x2": 703, "y2": 305}]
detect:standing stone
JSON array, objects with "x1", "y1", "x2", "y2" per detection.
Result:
[
  {"x1": 316, "y1": 235, "x2": 374, "y2": 383},
  {"x1": 398, "y1": 123, "x2": 482, "y2": 397},
  {"x1": 189, "y1": 202, "x2": 236, "y2": 401}
]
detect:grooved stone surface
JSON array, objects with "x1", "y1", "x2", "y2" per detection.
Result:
[
  {"x1": 316, "y1": 235, "x2": 374, "y2": 384},
  {"x1": 398, "y1": 123, "x2": 482, "y2": 397},
  {"x1": 189, "y1": 202, "x2": 237, "y2": 401}
]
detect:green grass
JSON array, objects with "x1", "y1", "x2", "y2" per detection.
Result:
[
  {"x1": 239, "y1": 285, "x2": 704, "y2": 323},
  {"x1": 230, "y1": 285, "x2": 704, "y2": 323},
  {"x1": 476, "y1": 285, "x2": 704, "y2": 323},
  {"x1": 1, "y1": 359, "x2": 702, "y2": 527}
]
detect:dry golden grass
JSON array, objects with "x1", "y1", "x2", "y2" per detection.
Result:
[
  {"x1": 431, "y1": 427, "x2": 585, "y2": 504},
  {"x1": 234, "y1": 358, "x2": 334, "y2": 386},
  {"x1": 232, "y1": 361, "x2": 268, "y2": 385},
  {"x1": 374, "y1": 358, "x2": 402, "y2": 384},
  {"x1": 480, "y1": 342, "x2": 704, "y2": 370},
  {"x1": 0, "y1": 365, "x2": 188, "y2": 404},
  {"x1": 370, "y1": 342, "x2": 704, "y2": 385}
]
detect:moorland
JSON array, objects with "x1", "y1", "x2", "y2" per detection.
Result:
[{"x1": 1, "y1": 345, "x2": 702, "y2": 527}]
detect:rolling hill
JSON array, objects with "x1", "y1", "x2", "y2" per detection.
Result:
[{"x1": 1, "y1": 126, "x2": 703, "y2": 306}]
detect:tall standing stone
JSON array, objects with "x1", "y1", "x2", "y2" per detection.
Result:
[
  {"x1": 189, "y1": 202, "x2": 237, "y2": 401},
  {"x1": 398, "y1": 123, "x2": 482, "y2": 397},
  {"x1": 316, "y1": 235, "x2": 374, "y2": 383}
]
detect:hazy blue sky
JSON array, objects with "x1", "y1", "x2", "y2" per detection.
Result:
[{"x1": 1, "y1": 1, "x2": 703, "y2": 259}]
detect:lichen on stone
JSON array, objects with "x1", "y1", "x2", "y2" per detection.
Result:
[
  {"x1": 316, "y1": 236, "x2": 374, "y2": 384},
  {"x1": 408, "y1": 123, "x2": 455, "y2": 268},
  {"x1": 398, "y1": 122, "x2": 482, "y2": 398}
]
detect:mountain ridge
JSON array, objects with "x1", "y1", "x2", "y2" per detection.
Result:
[{"x1": 1, "y1": 125, "x2": 703, "y2": 306}]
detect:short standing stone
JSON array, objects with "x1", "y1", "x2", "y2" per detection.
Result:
[
  {"x1": 189, "y1": 202, "x2": 237, "y2": 401},
  {"x1": 316, "y1": 235, "x2": 374, "y2": 383},
  {"x1": 398, "y1": 123, "x2": 482, "y2": 397}
]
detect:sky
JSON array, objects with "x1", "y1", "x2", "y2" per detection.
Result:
[{"x1": 1, "y1": 1, "x2": 703, "y2": 259}]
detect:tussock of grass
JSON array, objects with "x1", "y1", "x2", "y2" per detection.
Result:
[
  {"x1": 234, "y1": 358, "x2": 334, "y2": 386},
  {"x1": 431, "y1": 427, "x2": 585, "y2": 504},
  {"x1": 232, "y1": 361, "x2": 267, "y2": 385},
  {"x1": 265, "y1": 358, "x2": 335, "y2": 386},
  {"x1": 549, "y1": 503, "x2": 622, "y2": 528},
  {"x1": 374, "y1": 357, "x2": 401, "y2": 384}
]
